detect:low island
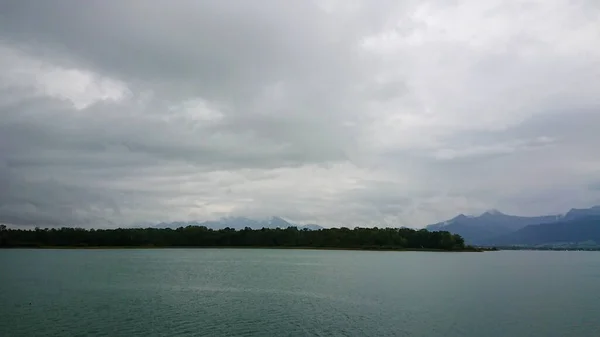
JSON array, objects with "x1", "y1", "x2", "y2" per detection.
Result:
[{"x1": 0, "y1": 225, "x2": 481, "y2": 251}]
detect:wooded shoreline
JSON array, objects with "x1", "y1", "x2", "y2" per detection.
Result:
[
  {"x1": 0, "y1": 225, "x2": 481, "y2": 252},
  {"x1": 3, "y1": 245, "x2": 485, "y2": 252}
]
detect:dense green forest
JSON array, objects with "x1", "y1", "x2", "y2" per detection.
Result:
[{"x1": 0, "y1": 224, "x2": 474, "y2": 251}]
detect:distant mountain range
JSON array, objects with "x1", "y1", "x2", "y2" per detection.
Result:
[
  {"x1": 153, "y1": 207, "x2": 600, "y2": 248},
  {"x1": 154, "y1": 216, "x2": 324, "y2": 231},
  {"x1": 486, "y1": 216, "x2": 600, "y2": 247},
  {"x1": 427, "y1": 206, "x2": 600, "y2": 247}
]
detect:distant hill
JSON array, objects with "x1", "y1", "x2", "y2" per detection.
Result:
[
  {"x1": 484, "y1": 216, "x2": 600, "y2": 247},
  {"x1": 426, "y1": 210, "x2": 561, "y2": 244},
  {"x1": 154, "y1": 216, "x2": 324, "y2": 231}
]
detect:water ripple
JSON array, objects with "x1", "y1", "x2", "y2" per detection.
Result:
[{"x1": 3, "y1": 249, "x2": 600, "y2": 337}]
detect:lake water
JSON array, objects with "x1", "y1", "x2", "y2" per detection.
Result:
[{"x1": 1, "y1": 249, "x2": 599, "y2": 337}]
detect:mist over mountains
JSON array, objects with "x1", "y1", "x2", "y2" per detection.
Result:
[
  {"x1": 151, "y1": 206, "x2": 600, "y2": 248},
  {"x1": 154, "y1": 216, "x2": 324, "y2": 231},
  {"x1": 427, "y1": 206, "x2": 600, "y2": 247}
]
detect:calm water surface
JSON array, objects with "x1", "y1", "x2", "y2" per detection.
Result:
[{"x1": 1, "y1": 249, "x2": 599, "y2": 336}]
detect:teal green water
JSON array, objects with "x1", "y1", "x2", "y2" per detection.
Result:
[{"x1": 1, "y1": 249, "x2": 599, "y2": 336}]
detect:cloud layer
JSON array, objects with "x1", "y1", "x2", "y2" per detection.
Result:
[{"x1": 1, "y1": 0, "x2": 599, "y2": 228}]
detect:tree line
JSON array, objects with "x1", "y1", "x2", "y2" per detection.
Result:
[{"x1": 0, "y1": 224, "x2": 473, "y2": 251}]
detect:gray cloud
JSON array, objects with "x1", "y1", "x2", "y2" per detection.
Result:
[{"x1": 1, "y1": 0, "x2": 599, "y2": 228}]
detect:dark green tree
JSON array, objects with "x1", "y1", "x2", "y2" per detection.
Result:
[{"x1": 0, "y1": 225, "x2": 473, "y2": 251}]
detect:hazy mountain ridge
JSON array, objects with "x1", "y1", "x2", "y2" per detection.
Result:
[
  {"x1": 427, "y1": 206, "x2": 600, "y2": 246},
  {"x1": 562, "y1": 206, "x2": 600, "y2": 221},
  {"x1": 483, "y1": 215, "x2": 600, "y2": 246},
  {"x1": 154, "y1": 216, "x2": 324, "y2": 231},
  {"x1": 427, "y1": 210, "x2": 562, "y2": 244}
]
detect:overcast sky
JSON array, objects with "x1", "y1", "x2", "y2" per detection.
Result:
[{"x1": 1, "y1": 0, "x2": 599, "y2": 228}]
